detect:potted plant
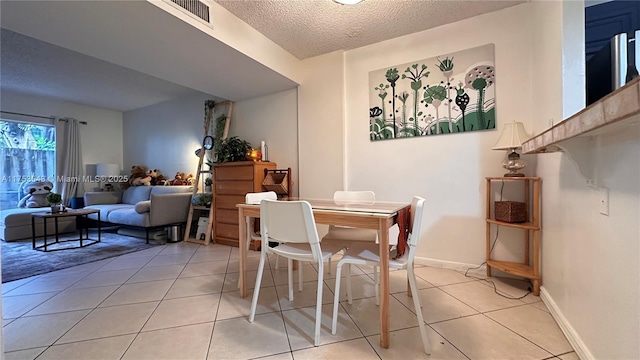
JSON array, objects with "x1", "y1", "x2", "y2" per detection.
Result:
[
  {"x1": 204, "y1": 177, "x2": 212, "y2": 192},
  {"x1": 215, "y1": 136, "x2": 252, "y2": 163},
  {"x1": 191, "y1": 193, "x2": 212, "y2": 207},
  {"x1": 46, "y1": 192, "x2": 63, "y2": 213}
]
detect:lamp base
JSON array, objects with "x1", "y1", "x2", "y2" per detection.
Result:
[{"x1": 501, "y1": 148, "x2": 526, "y2": 177}]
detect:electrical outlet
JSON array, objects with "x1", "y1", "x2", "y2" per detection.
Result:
[
  {"x1": 586, "y1": 179, "x2": 595, "y2": 187},
  {"x1": 599, "y1": 187, "x2": 609, "y2": 216}
]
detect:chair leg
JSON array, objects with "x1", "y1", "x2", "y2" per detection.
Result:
[
  {"x1": 314, "y1": 260, "x2": 324, "y2": 346},
  {"x1": 331, "y1": 260, "x2": 345, "y2": 335},
  {"x1": 275, "y1": 255, "x2": 280, "y2": 269},
  {"x1": 408, "y1": 265, "x2": 431, "y2": 355},
  {"x1": 374, "y1": 265, "x2": 379, "y2": 306},
  {"x1": 346, "y1": 264, "x2": 353, "y2": 305},
  {"x1": 299, "y1": 262, "x2": 303, "y2": 292},
  {"x1": 328, "y1": 257, "x2": 332, "y2": 274},
  {"x1": 249, "y1": 251, "x2": 267, "y2": 323},
  {"x1": 288, "y1": 258, "x2": 294, "y2": 301}
]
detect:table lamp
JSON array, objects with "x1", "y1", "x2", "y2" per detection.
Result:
[
  {"x1": 96, "y1": 163, "x2": 121, "y2": 190},
  {"x1": 492, "y1": 121, "x2": 530, "y2": 177}
]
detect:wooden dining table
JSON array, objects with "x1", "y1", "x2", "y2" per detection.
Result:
[{"x1": 237, "y1": 198, "x2": 410, "y2": 349}]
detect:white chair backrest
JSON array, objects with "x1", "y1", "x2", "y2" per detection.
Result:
[
  {"x1": 261, "y1": 199, "x2": 320, "y2": 245},
  {"x1": 407, "y1": 196, "x2": 426, "y2": 249},
  {"x1": 333, "y1": 190, "x2": 375, "y2": 205},
  {"x1": 246, "y1": 191, "x2": 277, "y2": 204}
]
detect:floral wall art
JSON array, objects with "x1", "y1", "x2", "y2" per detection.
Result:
[{"x1": 369, "y1": 44, "x2": 496, "y2": 140}]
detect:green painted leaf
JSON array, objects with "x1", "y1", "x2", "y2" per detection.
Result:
[
  {"x1": 472, "y1": 78, "x2": 487, "y2": 90},
  {"x1": 423, "y1": 85, "x2": 446, "y2": 104}
]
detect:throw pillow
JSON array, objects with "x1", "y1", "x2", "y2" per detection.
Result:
[{"x1": 134, "y1": 200, "x2": 151, "y2": 214}]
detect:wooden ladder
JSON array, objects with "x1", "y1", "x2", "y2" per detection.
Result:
[{"x1": 184, "y1": 100, "x2": 233, "y2": 246}]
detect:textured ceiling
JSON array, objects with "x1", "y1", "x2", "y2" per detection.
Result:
[
  {"x1": 216, "y1": 0, "x2": 528, "y2": 60},
  {"x1": 0, "y1": 0, "x2": 528, "y2": 113}
]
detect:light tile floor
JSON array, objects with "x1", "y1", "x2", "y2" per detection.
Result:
[{"x1": 2, "y1": 242, "x2": 577, "y2": 359}]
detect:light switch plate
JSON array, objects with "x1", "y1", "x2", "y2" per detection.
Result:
[{"x1": 599, "y1": 187, "x2": 609, "y2": 216}]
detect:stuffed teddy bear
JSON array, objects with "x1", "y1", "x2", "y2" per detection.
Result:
[
  {"x1": 128, "y1": 165, "x2": 151, "y2": 186},
  {"x1": 18, "y1": 180, "x2": 54, "y2": 208},
  {"x1": 184, "y1": 173, "x2": 195, "y2": 186},
  {"x1": 169, "y1": 172, "x2": 186, "y2": 185},
  {"x1": 147, "y1": 169, "x2": 168, "y2": 186}
]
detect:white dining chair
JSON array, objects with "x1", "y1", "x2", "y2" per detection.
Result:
[
  {"x1": 238, "y1": 191, "x2": 278, "y2": 289},
  {"x1": 330, "y1": 196, "x2": 431, "y2": 354},
  {"x1": 323, "y1": 191, "x2": 378, "y2": 243},
  {"x1": 249, "y1": 199, "x2": 345, "y2": 346},
  {"x1": 322, "y1": 190, "x2": 383, "y2": 302},
  {"x1": 244, "y1": 191, "x2": 278, "y2": 253},
  {"x1": 322, "y1": 190, "x2": 377, "y2": 259}
]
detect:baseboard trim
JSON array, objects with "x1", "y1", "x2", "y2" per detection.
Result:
[
  {"x1": 540, "y1": 287, "x2": 592, "y2": 360},
  {"x1": 414, "y1": 256, "x2": 486, "y2": 275}
]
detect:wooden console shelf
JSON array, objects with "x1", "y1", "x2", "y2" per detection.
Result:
[
  {"x1": 213, "y1": 161, "x2": 276, "y2": 248},
  {"x1": 522, "y1": 77, "x2": 640, "y2": 155},
  {"x1": 521, "y1": 78, "x2": 640, "y2": 183},
  {"x1": 485, "y1": 177, "x2": 541, "y2": 296}
]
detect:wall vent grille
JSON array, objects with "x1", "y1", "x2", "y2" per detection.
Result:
[{"x1": 169, "y1": 0, "x2": 210, "y2": 23}]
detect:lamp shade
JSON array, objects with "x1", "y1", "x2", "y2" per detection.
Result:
[
  {"x1": 96, "y1": 163, "x2": 121, "y2": 177},
  {"x1": 492, "y1": 121, "x2": 530, "y2": 150}
]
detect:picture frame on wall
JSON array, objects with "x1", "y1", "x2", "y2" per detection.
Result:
[{"x1": 368, "y1": 43, "x2": 496, "y2": 141}]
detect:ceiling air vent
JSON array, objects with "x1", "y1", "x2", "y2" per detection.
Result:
[{"x1": 167, "y1": 0, "x2": 210, "y2": 24}]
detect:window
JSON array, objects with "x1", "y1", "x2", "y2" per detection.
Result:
[{"x1": 0, "y1": 119, "x2": 56, "y2": 210}]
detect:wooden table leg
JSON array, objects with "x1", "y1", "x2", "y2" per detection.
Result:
[
  {"x1": 239, "y1": 208, "x2": 248, "y2": 298},
  {"x1": 31, "y1": 217, "x2": 36, "y2": 249},
  {"x1": 43, "y1": 218, "x2": 48, "y2": 252},
  {"x1": 379, "y1": 219, "x2": 390, "y2": 348}
]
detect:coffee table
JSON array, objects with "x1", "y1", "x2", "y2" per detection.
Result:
[{"x1": 31, "y1": 209, "x2": 101, "y2": 252}]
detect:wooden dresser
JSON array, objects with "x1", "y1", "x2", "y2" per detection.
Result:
[{"x1": 213, "y1": 161, "x2": 276, "y2": 247}]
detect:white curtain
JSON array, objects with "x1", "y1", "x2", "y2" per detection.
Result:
[{"x1": 60, "y1": 118, "x2": 83, "y2": 206}]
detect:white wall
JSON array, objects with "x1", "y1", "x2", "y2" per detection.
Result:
[
  {"x1": 298, "y1": 51, "x2": 346, "y2": 198},
  {"x1": 230, "y1": 89, "x2": 299, "y2": 196},
  {"x1": 123, "y1": 90, "x2": 300, "y2": 190},
  {"x1": 122, "y1": 92, "x2": 214, "y2": 182},
  {"x1": 295, "y1": 2, "x2": 638, "y2": 358},
  {"x1": 343, "y1": 4, "x2": 535, "y2": 266},
  {"x1": 0, "y1": 89, "x2": 123, "y2": 193},
  {"x1": 531, "y1": 1, "x2": 640, "y2": 359}
]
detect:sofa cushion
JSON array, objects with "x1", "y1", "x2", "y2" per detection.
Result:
[
  {"x1": 150, "y1": 185, "x2": 193, "y2": 195},
  {"x1": 107, "y1": 208, "x2": 148, "y2": 227},
  {"x1": 84, "y1": 204, "x2": 133, "y2": 221},
  {"x1": 134, "y1": 201, "x2": 151, "y2": 214},
  {"x1": 122, "y1": 186, "x2": 153, "y2": 205},
  {"x1": 84, "y1": 191, "x2": 121, "y2": 206}
]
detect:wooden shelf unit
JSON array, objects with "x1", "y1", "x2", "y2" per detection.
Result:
[
  {"x1": 184, "y1": 101, "x2": 232, "y2": 246},
  {"x1": 485, "y1": 176, "x2": 542, "y2": 296}
]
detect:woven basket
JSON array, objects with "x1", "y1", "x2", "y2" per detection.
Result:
[
  {"x1": 494, "y1": 201, "x2": 527, "y2": 223},
  {"x1": 263, "y1": 173, "x2": 288, "y2": 195}
]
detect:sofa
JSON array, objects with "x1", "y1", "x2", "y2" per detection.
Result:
[
  {"x1": 0, "y1": 207, "x2": 76, "y2": 242},
  {"x1": 83, "y1": 185, "x2": 193, "y2": 242}
]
